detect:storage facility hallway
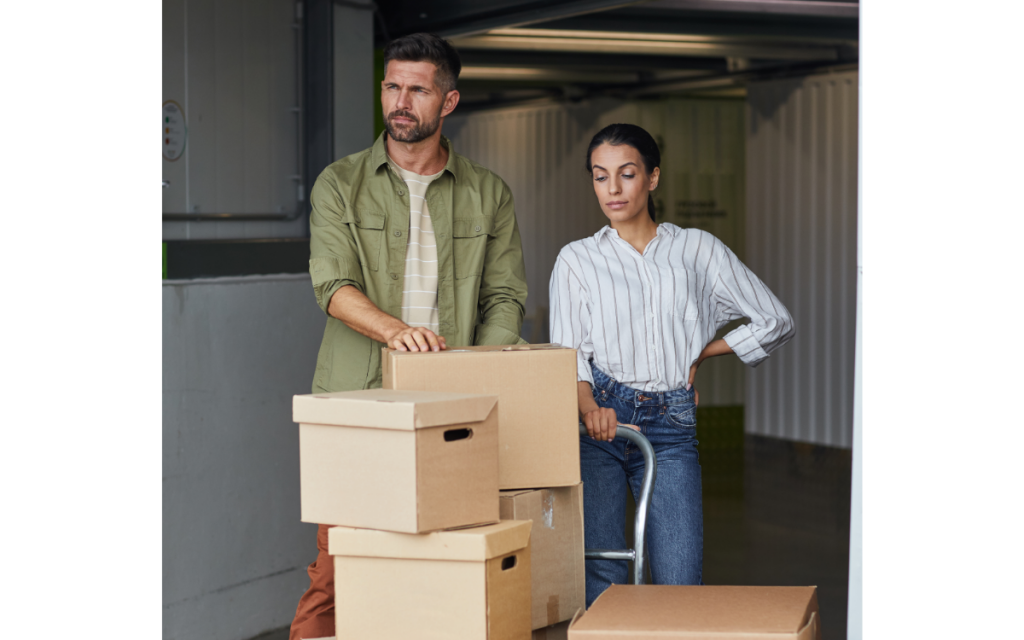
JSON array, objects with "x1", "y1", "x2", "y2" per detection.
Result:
[{"x1": 162, "y1": 1, "x2": 859, "y2": 639}]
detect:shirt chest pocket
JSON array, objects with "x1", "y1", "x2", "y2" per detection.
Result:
[
  {"x1": 667, "y1": 270, "x2": 702, "y2": 319},
  {"x1": 343, "y1": 209, "x2": 385, "y2": 271},
  {"x1": 452, "y1": 216, "x2": 495, "y2": 279}
]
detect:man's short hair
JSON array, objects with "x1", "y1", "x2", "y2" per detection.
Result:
[{"x1": 383, "y1": 33, "x2": 461, "y2": 94}]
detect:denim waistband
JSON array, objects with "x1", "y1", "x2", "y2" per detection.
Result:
[{"x1": 591, "y1": 366, "x2": 695, "y2": 407}]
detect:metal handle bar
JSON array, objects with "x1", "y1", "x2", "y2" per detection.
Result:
[{"x1": 579, "y1": 423, "x2": 658, "y2": 585}]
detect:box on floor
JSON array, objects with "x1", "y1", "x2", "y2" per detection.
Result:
[
  {"x1": 568, "y1": 585, "x2": 821, "y2": 640},
  {"x1": 293, "y1": 388, "x2": 499, "y2": 533},
  {"x1": 500, "y1": 484, "x2": 585, "y2": 629},
  {"x1": 382, "y1": 344, "x2": 580, "y2": 490},
  {"x1": 329, "y1": 520, "x2": 533, "y2": 640}
]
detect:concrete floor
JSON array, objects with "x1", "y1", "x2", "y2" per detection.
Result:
[
  {"x1": 702, "y1": 434, "x2": 852, "y2": 640},
  {"x1": 249, "y1": 430, "x2": 852, "y2": 640}
]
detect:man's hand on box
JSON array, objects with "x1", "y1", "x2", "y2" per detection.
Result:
[{"x1": 387, "y1": 326, "x2": 448, "y2": 352}]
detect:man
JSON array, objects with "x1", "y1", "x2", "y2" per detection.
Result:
[{"x1": 289, "y1": 33, "x2": 528, "y2": 640}]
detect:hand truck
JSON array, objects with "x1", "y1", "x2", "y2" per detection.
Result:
[{"x1": 579, "y1": 423, "x2": 658, "y2": 585}]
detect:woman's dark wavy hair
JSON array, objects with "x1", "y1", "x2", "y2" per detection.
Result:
[{"x1": 585, "y1": 123, "x2": 661, "y2": 221}]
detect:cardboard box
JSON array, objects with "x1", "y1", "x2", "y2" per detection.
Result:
[
  {"x1": 293, "y1": 388, "x2": 499, "y2": 533},
  {"x1": 382, "y1": 344, "x2": 581, "y2": 490},
  {"x1": 532, "y1": 620, "x2": 570, "y2": 640},
  {"x1": 329, "y1": 520, "x2": 533, "y2": 640},
  {"x1": 500, "y1": 484, "x2": 585, "y2": 629},
  {"x1": 568, "y1": 585, "x2": 821, "y2": 640}
]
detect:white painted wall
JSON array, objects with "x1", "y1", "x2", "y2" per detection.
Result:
[
  {"x1": 745, "y1": 71, "x2": 859, "y2": 448},
  {"x1": 847, "y1": 69, "x2": 864, "y2": 640},
  {"x1": 162, "y1": 0, "x2": 305, "y2": 240},
  {"x1": 163, "y1": 274, "x2": 324, "y2": 640},
  {"x1": 444, "y1": 97, "x2": 747, "y2": 406}
]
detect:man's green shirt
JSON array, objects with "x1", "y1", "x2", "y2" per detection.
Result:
[{"x1": 308, "y1": 132, "x2": 529, "y2": 393}]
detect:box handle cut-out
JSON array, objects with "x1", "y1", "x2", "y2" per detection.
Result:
[
  {"x1": 444, "y1": 428, "x2": 473, "y2": 442},
  {"x1": 501, "y1": 555, "x2": 517, "y2": 570}
]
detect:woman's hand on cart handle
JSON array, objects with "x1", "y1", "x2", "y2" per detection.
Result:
[{"x1": 583, "y1": 407, "x2": 620, "y2": 442}]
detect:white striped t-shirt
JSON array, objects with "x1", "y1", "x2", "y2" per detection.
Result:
[
  {"x1": 549, "y1": 223, "x2": 795, "y2": 392},
  {"x1": 389, "y1": 159, "x2": 444, "y2": 332}
]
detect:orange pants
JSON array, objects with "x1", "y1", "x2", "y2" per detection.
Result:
[{"x1": 290, "y1": 524, "x2": 336, "y2": 640}]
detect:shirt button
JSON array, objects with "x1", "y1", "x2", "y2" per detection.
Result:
[
  {"x1": 475, "y1": 225, "x2": 481, "y2": 232},
  {"x1": 390, "y1": 273, "x2": 398, "y2": 280},
  {"x1": 397, "y1": 189, "x2": 405, "y2": 196},
  {"x1": 394, "y1": 230, "x2": 402, "y2": 237}
]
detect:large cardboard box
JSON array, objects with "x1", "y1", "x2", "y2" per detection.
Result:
[
  {"x1": 382, "y1": 344, "x2": 581, "y2": 490},
  {"x1": 568, "y1": 585, "x2": 821, "y2": 640},
  {"x1": 329, "y1": 520, "x2": 533, "y2": 640},
  {"x1": 500, "y1": 484, "x2": 585, "y2": 629},
  {"x1": 293, "y1": 388, "x2": 499, "y2": 533}
]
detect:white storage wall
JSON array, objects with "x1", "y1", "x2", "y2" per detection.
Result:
[
  {"x1": 162, "y1": 0, "x2": 305, "y2": 240},
  {"x1": 445, "y1": 97, "x2": 748, "y2": 406},
  {"x1": 745, "y1": 71, "x2": 859, "y2": 448}
]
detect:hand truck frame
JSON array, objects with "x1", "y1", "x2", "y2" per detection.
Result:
[{"x1": 579, "y1": 423, "x2": 658, "y2": 585}]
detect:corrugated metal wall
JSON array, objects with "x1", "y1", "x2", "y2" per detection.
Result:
[
  {"x1": 162, "y1": 0, "x2": 306, "y2": 240},
  {"x1": 745, "y1": 71, "x2": 858, "y2": 448},
  {"x1": 445, "y1": 97, "x2": 747, "y2": 406}
]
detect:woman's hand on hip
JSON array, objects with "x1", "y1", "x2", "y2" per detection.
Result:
[
  {"x1": 583, "y1": 407, "x2": 621, "y2": 442},
  {"x1": 688, "y1": 338, "x2": 736, "y2": 405}
]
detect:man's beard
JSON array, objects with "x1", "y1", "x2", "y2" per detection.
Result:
[{"x1": 385, "y1": 106, "x2": 443, "y2": 143}]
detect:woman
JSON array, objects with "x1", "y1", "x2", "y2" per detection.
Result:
[{"x1": 549, "y1": 123, "x2": 794, "y2": 605}]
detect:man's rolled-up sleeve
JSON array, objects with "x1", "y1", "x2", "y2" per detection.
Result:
[
  {"x1": 308, "y1": 173, "x2": 365, "y2": 315},
  {"x1": 474, "y1": 183, "x2": 528, "y2": 345}
]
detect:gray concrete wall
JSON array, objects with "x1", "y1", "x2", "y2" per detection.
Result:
[{"x1": 163, "y1": 274, "x2": 324, "y2": 640}]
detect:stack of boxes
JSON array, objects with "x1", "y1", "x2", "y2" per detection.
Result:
[
  {"x1": 293, "y1": 345, "x2": 586, "y2": 639},
  {"x1": 294, "y1": 347, "x2": 822, "y2": 639},
  {"x1": 383, "y1": 345, "x2": 587, "y2": 638}
]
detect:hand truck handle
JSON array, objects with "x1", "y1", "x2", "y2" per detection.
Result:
[{"x1": 579, "y1": 423, "x2": 658, "y2": 585}]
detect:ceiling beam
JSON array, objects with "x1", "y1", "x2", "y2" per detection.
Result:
[
  {"x1": 643, "y1": 0, "x2": 858, "y2": 18},
  {"x1": 451, "y1": 29, "x2": 840, "y2": 61},
  {"x1": 459, "y1": 49, "x2": 728, "y2": 71},
  {"x1": 378, "y1": 0, "x2": 645, "y2": 40}
]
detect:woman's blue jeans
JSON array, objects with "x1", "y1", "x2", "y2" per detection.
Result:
[{"x1": 581, "y1": 366, "x2": 703, "y2": 606}]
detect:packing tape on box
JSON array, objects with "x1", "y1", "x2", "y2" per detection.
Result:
[{"x1": 547, "y1": 594, "x2": 560, "y2": 627}]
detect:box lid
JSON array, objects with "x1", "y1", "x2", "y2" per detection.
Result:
[
  {"x1": 293, "y1": 388, "x2": 497, "y2": 430},
  {"x1": 571, "y1": 585, "x2": 819, "y2": 639},
  {"x1": 329, "y1": 520, "x2": 532, "y2": 562},
  {"x1": 499, "y1": 489, "x2": 536, "y2": 498},
  {"x1": 388, "y1": 344, "x2": 570, "y2": 356}
]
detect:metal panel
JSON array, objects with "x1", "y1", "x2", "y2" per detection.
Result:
[
  {"x1": 745, "y1": 71, "x2": 858, "y2": 448},
  {"x1": 163, "y1": 0, "x2": 307, "y2": 240},
  {"x1": 444, "y1": 96, "x2": 747, "y2": 406},
  {"x1": 163, "y1": 274, "x2": 322, "y2": 640},
  {"x1": 333, "y1": 3, "x2": 374, "y2": 161}
]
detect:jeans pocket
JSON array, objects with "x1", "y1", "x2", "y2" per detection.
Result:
[{"x1": 666, "y1": 404, "x2": 697, "y2": 429}]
